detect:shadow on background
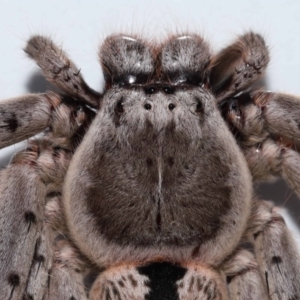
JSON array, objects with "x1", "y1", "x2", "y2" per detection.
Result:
[{"x1": 26, "y1": 71, "x2": 60, "y2": 94}]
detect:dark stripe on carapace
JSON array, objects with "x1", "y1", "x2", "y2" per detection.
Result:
[{"x1": 137, "y1": 262, "x2": 187, "y2": 300}]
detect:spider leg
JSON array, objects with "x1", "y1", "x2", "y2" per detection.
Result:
[
  {"x1": 242, "y1": 139, "x2": 300, "y2": 196},
  {"x1": 253, "y1": 91, "x2": 300, "y2": 144},
  {"x1": 221, "y1": 90, "x2": 300, "y2": 196},
  {"x1": 0, "y1": 92, "x2": 96, "y2": 150},
  {"x1": 0, "y1": 92, "x2": 60, "y2": 149},
  {"x1": 0, "y1": 141, "x2": 71, "y2": 300},
  {"x1": 247, "y1": 200, "x2": 300, "y2": 300},
  {"x1": 222, "y1": 249, "x2": 269, "y2": 299},
  {"x1": 0, "y1": 94, "x2": 95, "y2": 298},
  {"x1": 23, "y1": 223, "x2": 53, "y2": 300},
  {"x1": 25, "y1": 36, "x2": 101, "y2": 108},
  {"x1": 210, "y1": 32, "x2": 269, "y2": 102},
  {"x1": 44, "y1": 240, "x2": 88, "y2": 300}
]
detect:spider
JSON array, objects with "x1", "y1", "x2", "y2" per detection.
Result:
[{"x1": 0, "y1": 31, "x2": 300, "y2": 300}]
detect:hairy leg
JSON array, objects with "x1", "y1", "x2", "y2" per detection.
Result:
[
  {"x1": 247, "y1": 200, "x2": 300, "y2": 300},
  {"x1": 0, "y1": 92, "x2": 95, "y2": 150},
  {"x1": 222, "y1": 249, "x2": 268, "y2": 300},
  {"x1": 0, "y1": 149, "x2": 48, "y2": 300},
  {"x1": 0, "y1": 140, "x2": 72, "y2": 299},
  {"x1": 210, "y1": 32, "x2": 269, "y2": 102},
  {"x1": 0, "y1": 92, "x2": 95, "y2": 298},
  {"x1": 0, "y1": 92, "x2": 59, "y2": 149},
  {"x1": 220, "y1": 89, "x2": 300, "y2": 196},
  {"x1": 45, "y1": 240, "x2": 88, "y2": 300},
  {"x1": 25, "y1": 36, "x2": 101, "y2": 108}
]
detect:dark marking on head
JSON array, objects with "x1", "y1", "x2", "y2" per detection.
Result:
[
  {"x1": 191, "y1": 245, "x2": 200, "y2": 258},
  {"x1": 138, "y1": 262, "x2": 187, "y2": 300},
  {"x1": 195, "y1": 98, "x2": 204, "y2": 114},
  {"x1": 69, "y1": 296, "x2": 76, "y2": 300},
  {"x1": 113, "y1": 98, "x2": 125, "y2": 127},
  {"x1": 146, "y1": 158, "x2": 153, "y2": 167},
  {"x1": 23, "y1": 294, "x2": 34, "y2": 300},
  {"x1": 167, "y1": 157, "x2": 174, "y2": 167}
]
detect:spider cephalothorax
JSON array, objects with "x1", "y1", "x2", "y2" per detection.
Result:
[{"x1": 0, "y1": 32, "x2": 300, "y2": 300}]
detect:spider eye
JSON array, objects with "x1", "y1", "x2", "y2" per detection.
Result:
[
  {"x1": 144, "y1": 103, "x2": 152, "y2": 110},
  {"x1": 168, "y1": 103, "x2": 175, "y2": 110},
  {"x1": 77, "y1": 105, "x2": 83, "y2": 112},
  {"x1": 229, "y1": 99, "x2": 238, "y2": 111},
  {"x1": 145, "y1": 86, "x2": 158, "y2": 94},
  {"x1": 163, "y1": 86, "x2": 174, "y2": 94},
  {"x1": 116, "y1": 99, "x2": 125, "y2": 113}
]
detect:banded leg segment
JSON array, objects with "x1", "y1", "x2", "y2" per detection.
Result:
[
  {"x1": 248, "y1": 200, "x2": 300, "y2": 300},
  {"x1": 242, "y1": 139, "x2": 300, "y2": 195},
  {"x1": 23, "y1": 224, "x2": 53, "y2": 300},
  {"x1": 25, "y1": 36, "x2": 101, "y2": 108},
  {"x1": 222, "y1": 249, "x2": 268, "y2": 300},
  {"x1": 220, "y1": 89, "x2": 300, "y2": 196},
  {"x1": 45, "y1": 240, "x2": 88, "y2": 300},
  {"x1": 0, "y1": 91, "x2": 96, "y2": 151},
  {"x1": 0, "y1": 137, "x2": 74, "y2": 299},
  {"x1": 0, "y1": 92, "x2": 60, "y2": 149},
  {"x1": 210, "y1": 32, "x2": 269, "y2": 102},
  {"x1": 0, "y1": 151, "x2": 47, "y2": 299}
]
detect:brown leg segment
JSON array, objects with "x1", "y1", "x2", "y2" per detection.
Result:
[
  {"x1": 247, "y1": 200, "x2": 300, "y2": 300},
  {"x1": 210, "y1": 32, "x2": 269, "y2": 102},
  {"x1": 25, "y1": 36, "x2": 101, "y2": 108},
  {"x1": 0, "y1": 92, "x2": 60, "y2": 149},
  {"x1": 222, "y1": 249, "x2": 269, "y2": 300}
]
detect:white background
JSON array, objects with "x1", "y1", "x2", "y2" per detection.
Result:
[{"x1": 1, "y1": 0, "x2": 300, "y2": 235}]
